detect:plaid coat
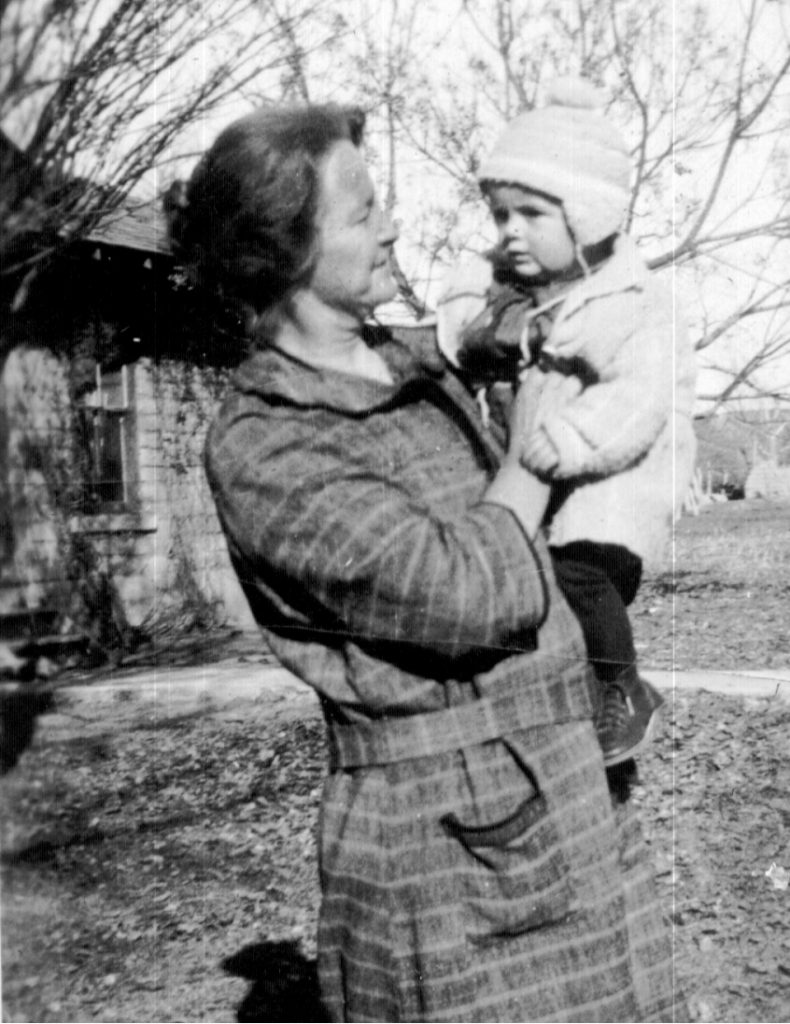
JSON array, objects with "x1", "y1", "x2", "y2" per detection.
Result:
[{"x1": 206, "y1": 325, "x2": 683, "y2": 1022}]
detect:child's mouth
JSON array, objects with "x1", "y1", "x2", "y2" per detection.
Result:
[{"x1": 508, "y1": 252, "x2": 541, "y2": 273}]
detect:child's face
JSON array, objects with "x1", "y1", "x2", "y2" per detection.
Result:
[{"x1": 485, "y1": 184, "x2": 576, "y2": 280}]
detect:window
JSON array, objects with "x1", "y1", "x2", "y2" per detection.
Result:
[{"x1": 78, "y1": 366, "x2": 131, "y2": 514}]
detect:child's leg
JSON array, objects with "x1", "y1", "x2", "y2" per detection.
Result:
[
  {"x1": 551, "y1": 542, "x2": 663, "y2": 766},
  {"x1": 550, "y1": 541, "x2": 641, "y2": 681}
]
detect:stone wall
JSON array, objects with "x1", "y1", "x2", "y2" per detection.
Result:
[
  {"x1": 1, "y1": 349, "x2": 254, "y2": 634},
  {"x1": 144, "y1": 359, "x2": 254, "y2": 630}
]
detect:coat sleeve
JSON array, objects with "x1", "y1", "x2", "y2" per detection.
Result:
[
  {"x1": 535, "y1": 282, "x2": 684, "y2": 479},
  {"x1": 207, "y1": 410, "x2": 550, "y2": 663}
]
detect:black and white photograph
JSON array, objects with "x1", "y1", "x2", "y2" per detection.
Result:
[{"x1": 1, "y1": 0, "x2": 789, "y2": 1020}]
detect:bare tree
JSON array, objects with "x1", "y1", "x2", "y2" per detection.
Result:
[
  {"x1": 328, "y1": 0, "x2": 790, "y2": 408},
  {"x1": 608, "y1": 0, "x2": 790, "y2": 408},
  {"x1": 352, "y1": 0, "x2": 430, "y2": 315},
  {"x1": 0, "y1": 0, "x2": 317, "y2": 318}
]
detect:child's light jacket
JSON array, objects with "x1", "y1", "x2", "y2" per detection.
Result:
[{"x1": 438, "y1": 235, "x2": 698, "y2": 564}]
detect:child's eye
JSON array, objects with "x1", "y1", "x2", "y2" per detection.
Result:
[
  {"x1": 491, "y1": 207, "x2": 509, "y2": 224},
  {"x1": 518, "y1": 206, "x2": 543, "y2": 218}
]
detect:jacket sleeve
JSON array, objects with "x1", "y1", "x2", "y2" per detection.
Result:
[
  {"x1": 207, "y1": 411, "x2": 550, "y2": 662},
  {"x1": 536, "y1": 283, "x2": 684, "y2": 479}
]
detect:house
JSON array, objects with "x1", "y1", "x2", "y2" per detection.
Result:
[{"x1": 0, "y1": 199, "x2": 257, "y2": 662}]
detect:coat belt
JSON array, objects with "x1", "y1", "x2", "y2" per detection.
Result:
[{"x1": 327, "y1": 658, "x2": 594, "y2": 769}]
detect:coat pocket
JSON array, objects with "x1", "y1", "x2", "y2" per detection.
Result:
[{"x1": 440, "y1": 782, "x2": 575, "y2": 945}]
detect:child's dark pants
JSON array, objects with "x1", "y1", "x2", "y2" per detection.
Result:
[{"x1": 550, "y1": 541, "x2": 643, "y2": 684}]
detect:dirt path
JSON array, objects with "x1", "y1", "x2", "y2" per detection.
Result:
[{"x1": 1, "y1": 689, "x2": 323, "y2": 1023}]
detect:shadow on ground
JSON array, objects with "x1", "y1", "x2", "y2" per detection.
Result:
[{"x1": 223, "y1": 940, "x2": 326, "y2": 1022}]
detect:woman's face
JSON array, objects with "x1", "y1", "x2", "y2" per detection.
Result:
[{"x1": 308, "y1": 141, "x2": 399, "y2": 320}]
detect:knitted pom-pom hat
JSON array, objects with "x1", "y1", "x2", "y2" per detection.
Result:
[{"x1": 477, "y1": 77, "x2": 632, "y2": 245}]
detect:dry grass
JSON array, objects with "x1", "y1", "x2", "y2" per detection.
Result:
[
  {"x1": 633, "y1": 499, "x2": 790, "y2": 671},
  {"x1": 650, "y1": 499, "x2": 790, "y2": 587}
]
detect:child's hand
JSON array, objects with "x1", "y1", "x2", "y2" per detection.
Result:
[{"x1": 522, "y1": 430, "x2": 560, "y2": 477}]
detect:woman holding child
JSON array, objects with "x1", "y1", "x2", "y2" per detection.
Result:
[{"x1": 171, "y1": 89, "x2": 687, "y2": 1022}]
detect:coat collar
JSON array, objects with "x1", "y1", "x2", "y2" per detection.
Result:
[
  {"x1": 231, "y1": 323, "x2": 447, "y2": 415},
  {"x1": 555, "y1": 234, "x2": 649, "y2": 320}
]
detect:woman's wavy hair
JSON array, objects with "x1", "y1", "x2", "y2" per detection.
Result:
[{"x1": 166, "y1": 103, "x2": 366, "y2": 344}]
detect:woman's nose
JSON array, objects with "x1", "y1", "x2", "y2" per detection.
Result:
[{"x1": 379, "y1": 211, "x2": 399, "y2": 245}]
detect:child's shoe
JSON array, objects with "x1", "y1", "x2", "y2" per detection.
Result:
[{"x1": 596, "y1": 669, "x2": 665, "y2": 766}]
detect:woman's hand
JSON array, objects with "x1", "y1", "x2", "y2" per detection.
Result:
[
  {"x1": 503, "y1": 371, "x2": 544, "y2": 467},
  {"x1": 485, "y1": 376, "x2": 551, "y2": 538}
]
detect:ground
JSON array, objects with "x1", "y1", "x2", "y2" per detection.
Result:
[{"x1": 2, "y1": 499, "x2": 790, "y2": 1023}]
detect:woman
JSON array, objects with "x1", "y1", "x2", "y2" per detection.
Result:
[{"x1": 170, "y1": 104, "x2": 683, "y2": 1023}]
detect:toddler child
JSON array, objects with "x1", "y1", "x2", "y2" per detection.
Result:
[{"x1": 438, "y1": 78, "x2": 697, "y2": 766}]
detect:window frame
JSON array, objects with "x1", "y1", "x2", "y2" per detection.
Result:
[{"x1": 77, "y1": 364, "x2": 138, "y2": 518}]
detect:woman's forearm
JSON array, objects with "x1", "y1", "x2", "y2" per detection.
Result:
[{"x1": 483, "y1": 463, "x2": 551, "y2": 540}]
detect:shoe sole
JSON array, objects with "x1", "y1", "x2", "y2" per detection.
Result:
[{"x1": 602, "y1": 705, "x2": 663, "y2": 768}]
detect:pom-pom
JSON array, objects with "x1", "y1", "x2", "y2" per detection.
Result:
[{"x1": 544, "y1": 76, "x2": 605, "y2": 110}]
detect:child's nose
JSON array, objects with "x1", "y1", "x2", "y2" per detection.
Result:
[{"x1": 503, "y1": 214, "x2": 522, "y2": 238}]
